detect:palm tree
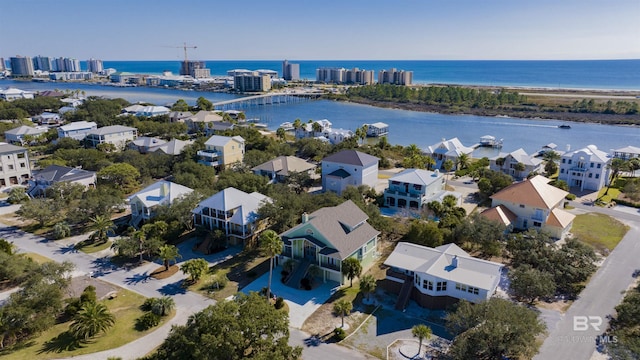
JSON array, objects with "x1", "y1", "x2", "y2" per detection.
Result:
[
  {"x1": 341, "y1": 257, "x2": 362, "y2": 287},
  {"x1": 311, "y1": 121, "x2": 323, "y2": 135},
  {"x1": 443, "y1": 159, "x2": 454, "y2": 186},
  {"x1": 404, "y1": 144, "x2": 421, "y2": 157},
  {"x1": 605, "y1": 158, "x2": 629, "y2": 195},
  {"x1": 151, "y1": 296, "x2": 175, "y2": 316},
  {"x1": 259, "y1": 230, "x2": 283, "y2": 302},
  {"x1": 276, "y1": 127, "x2": 286, "y2": 142},
  {"x1": 456, "y1": 153, "x2": 470, "y2": 171},
  {"x1": 88, "y1": 215, "x2": 114, "y2": 244},
  {"x1": 292, "y1": 118, "x2": 302, "y2": 131},
  {"x1": 158, "y1": 244, "x2": 181, "y2": 271},
  {"x1": 425, "y1": 156, "x2": 436, "y2": 170},
  {"x1": 411, "y1": 324, "x2": 432, "y2": 357},
  {"x1": 70, "y1": 302, "x2": 115, "y2": 341},
  {"x1": 333, "y1": 299, "x2": 353, "y2": 328},
  {"x1": 359, "y1": 274, "x2": 377, "y2": 302}
]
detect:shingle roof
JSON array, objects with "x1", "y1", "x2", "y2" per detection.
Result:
[
  {"x1": 88, "y1": 125, "x2": 137, "y2": 136},
  {"x1": 148, "y1": 139, "x2": 193, "y2": 155},
  {"x1": 4, "y1": 125, "x2": 48, "y2": 136},
  {"x1": 204, "y1": 135, "x2": 245, "y2": 147},
  {"x1": 547, "y1": 208, "x2": 576, "y2": 229},
  {"x1": 281, "y1": 200, "x2": 380, "y2": 260},
  {"x1": 34, "y1": 165, "x2": 95, "y2": 183},
  {"x1": 480, "y1": 205, "x2": 518, "y2": 227},
  {"x1": 58, "y1": 121, "x2": 97, "y2": 132},
  {"x1": 251, "y1": 156, "x2": 315, "y2": 176},
  {"x1": 131, "y1": 137, "x2": 166, "y2": 148},
  {"x1": 384, "y1": 242, "x2": 503, "y2": 291},
  {"x1": 490, "y1": 175, "x2": 568, "y2": 210},
  {"x1": 322, "y1": 150, "x2": 379, "y2": 167}
]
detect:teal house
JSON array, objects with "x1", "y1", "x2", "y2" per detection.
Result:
[{"x1": 279, "y1": 200, "x2": 380, "y2": 285}]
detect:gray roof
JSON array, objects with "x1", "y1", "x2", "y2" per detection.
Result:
[
  {"x1": 204, "y1": 135, "x2": 244, "y2": 147},
  {"x1": 148, "y1": 139, "x2": 193, "y2": 155},
  {"x1": 322, "y1": 150, "x2": 379, "y2": 167},
  {"x1": 389, "y1": 168, "x2": 443, "y2": 186},
  {"x1": 384, "y1": 242, "x2": 503, "y2": 291},
  {"x1": 131, "y1": 137, "x2": 166, "y2": 148},
  {"x1": 0, "y1": 143, "x2": 27, "y2": 154},
  {"x1": 34, "y1": 165, "x2": 95, "y2": 183},
  {"x1": 88, "y1": 125, "x2": 137, "y2": 136},
  {"x1": 193, "y1": 188, "x2": 271, "y2": 226},
  {"x1": 281, "y1": 200, "x2": 380, "y2": 260},
  {"x1": 5, "y1": 125, "x2": 48, "y2": 136},
  {"x1": 252, "y1": 156, "x2": 315, "y2": 176}
]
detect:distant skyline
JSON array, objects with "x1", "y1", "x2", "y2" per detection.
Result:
[{"x1": 1, "y1": 0, "x2": 639, "y2": 61}]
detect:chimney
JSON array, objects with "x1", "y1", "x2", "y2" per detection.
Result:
[
  {"x1": 301, "y1": 212, "x2": 309, "y2": 223},
  {"x1": 451, "y1": 255, "x2": 458, "y2": 268}
]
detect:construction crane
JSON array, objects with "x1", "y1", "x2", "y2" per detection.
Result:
[{"x1": 167, "y1": 42, "x2": 197, "y2": 63}]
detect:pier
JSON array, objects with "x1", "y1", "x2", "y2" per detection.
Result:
[{"x1": 212, "y1": 92, "x2": 322, "y2": 111}]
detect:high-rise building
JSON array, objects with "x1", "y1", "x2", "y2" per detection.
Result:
[
  {"x1": 316, "y1": 67, "x2": 346, "y2": 83},
  {"x1": 0, "y1": 58, "x2": 5, "y2": 72},
  {"x1": 233, "y1": 72, "x2": 271, "y2": 92},
  {"x1": 180, "y1": 60, "x2": 210, "y2": 78},
  {"x1": 87, "y1": 58, "x2": 104, "y2": 73},
  {"x1": 33, "y1": 56, "x2": 52, "y2": 71},
  {"x1": 345, "y1": 68, "x2": 375, "y2": 85},
  {"x1": 282, "y1": 60, "x2": 300, "y2": 81},
  {"x1": 378, "y1": 68, "x2": 413, "y2": 85},
  {"x1": 9, "y1": 56, "x2": 34, "y2": 76}
]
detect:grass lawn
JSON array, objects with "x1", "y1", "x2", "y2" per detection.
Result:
[
  {"x1": 1, "y1": 288, "x2": 172, "y2": 360},
  {"x1": 597, "y1": 187, "x2": 621, "y2": 204},
  {"x1": 23, "y1": 252, "x2": 53, "y2": 264},
  {"x1": 572, "y1": 213, "x2": 629, "y2": 252},
  {"x1": 75, "y1": 240, "x2": 112, "y2": 254},
  {"x1": 189, "y1": 250, "x2": 270, "y2": 301}
]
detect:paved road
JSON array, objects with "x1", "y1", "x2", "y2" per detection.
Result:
[
  {"x1": 1, "y1": 223, "x2": 367, "y2": 360},
  {"x1": 534, "y1": 205, "x2": 640, "y2": 360}
]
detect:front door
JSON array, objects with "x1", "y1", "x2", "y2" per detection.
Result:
[{"x1": 304, "y1": 241, "x2": 316, "y2": 259}]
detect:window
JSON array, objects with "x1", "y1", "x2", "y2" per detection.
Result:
[
  {"x1": 20, "y1": 163, "x2": 25, "y2": 168},
  {"x1": 560, "y1": 169, "x2": 564, "y2": 173},
  {"x1": 413, "y1": 184, "x2": 422, "y2": 191},
  {"x1": 422, "y1": 280, "x2": 433, "y2": 290},
  {"x1": 436, "y1": 281, "x2": 447, "y2": 291},
  {"x1": 455, "y1": 283, "x2": 467, "y2": 292},
  {"x1": 533, "y1": 221, "x2": 542, "y2": 227},
  {"x1": 17, "y1": 153, "x2": 25, "y2": 159},
  {"x1": 590, "y1": 163, "x2": 594, "y2": 168},
  {"x1": 595, "y1": 174, "x2": 600, "y2": 179},
  {"x1": 588, "y1": 173, "x2": 593, "y2": 178},
  {"x1": 519, "y1": 204, "x2": 525, "y2": 208},
  {"x1": 467, "y1": 287, "x2": 479, "y2": 295},
  {"x1": 597, "y1": 164, "x2": 601, "y2": 169},
  {"x1": 8, "y1": 165, "x2": 13, "y2": 170},
  {"x1": 562, "y1": 159, "x2": 566, "y2": 163}
]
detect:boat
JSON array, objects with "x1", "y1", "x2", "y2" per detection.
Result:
[
  {"x1": 558, "y1": 124, "x2": 571, "y2": 129},
  {"x1": 478, "y1": 135, "x2": 503, "y2": 148}
]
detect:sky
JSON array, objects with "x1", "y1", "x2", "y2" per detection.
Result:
[{"x1": 1, "y1": 0, "x2": 639, "y2": 61}]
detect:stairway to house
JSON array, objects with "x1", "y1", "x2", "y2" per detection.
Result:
[
  {"x1": 129, "y1": 213, "x2": 143, "y2": 229},
  {"x1": 286, "y1": 258, "x2": 311, "y2": 288},
  {"x1": 394, "y1": 274, "x2": 413, "y2": 311}
]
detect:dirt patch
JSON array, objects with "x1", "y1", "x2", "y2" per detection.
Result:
[
  {"x1": 66, "y1": 275, "x2": 119, "y2": 300},
  {"x1": 536, "y1": 299, "x2": 573, "y2": 313},
  {"x1": 150, "y1": 264, "x2": 180, "y2": 280}
]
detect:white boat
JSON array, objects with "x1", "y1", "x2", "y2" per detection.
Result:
[{"x1": 479, "y1": 135, "x2": 503, "y2": 148}]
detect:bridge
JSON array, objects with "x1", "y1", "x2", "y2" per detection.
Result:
[{"x1": 212, "y1": 92, "x2": 322, "y2": 110}]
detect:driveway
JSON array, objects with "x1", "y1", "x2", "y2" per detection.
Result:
[{"x1": 240, "y1": 265, "x2": 340, "y2": 329}]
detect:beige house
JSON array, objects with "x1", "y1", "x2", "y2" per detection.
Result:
[
  {"x1": 197, "y1": 135, "x2": 245, "y2": 168},
  {"x1": 485, "y1": 175, "x2": 575, "y2": 239},
  {"x1": 185, "y1": 111, "x2": 224, "y2": 132},
  {"x1": 251, "y1": 156, "x2": 316, "y2": 183},
  {"x1": 0, "y1": 143, "x2": 31, "y2": 188}
]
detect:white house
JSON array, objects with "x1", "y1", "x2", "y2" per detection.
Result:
[
  {"x1": 423, "y1": 137, "x2": 474, "y2": 170},
  {"x1": 612, "y1": 145, "x2": 640, "y2": 161},
  {"x1": 33, "y1": 112, "x2": 61, "y2": 125},
  {"x1": 321, "y1": 150, "x2": 379, "y2": 195},
  {"x1": 366, "y1": 122, "x2": 389, "y2": 137},
  {"x1": 383, "y1": 242, "x2": 503, "y2": 309},
  {"x1": 28, "y1": 165, "x2": 96, "y2": 197},
  {"x1": 279, "y1": 200, "x2": 380, "y2": 285},
  {"x1": 295, "y1": 119, "x2": 332, "y2": 139},
  {"x1": 84, "y1": 125, "x2": 138, "y2": 150},
  {"x1": 487, "y1": 175, "x2": 575, "y2": 239},
  {"x1": 128, "y1": 137, "x2": 167, "y2": 154},
  {"x1": 122, "y1": 105, "x2": 170, "y2": 117},
  {"x1": 489, "y1": 148, "x2": 543, "y2": 180},
  {"x1": 0, "y1": 88, "x2": 34, "y2": 101},
  {"x1": 192, "y1": 188, "x2": 271, "y2": 246},
  {"x1": 4, "y1": 125, "x2": 48, "y2": 145},
  {"x1": 325, "y1": 128, "x2": 354, "y2": 145},
  {"x1": 57, "y1": 121, "x2": 98, "y2": 141},
  {"x1": 383, "y1": 168, "x2": 461, "y2": 212},
  {"x1": 128, "y1": 180, "x2": 194, "y2": 227},
  {"x1": 0, "y1": 143, "x2": 31, "y2": 188},
  {"x1": 148, "y1": 138, "x2": 194, "y2": 156},
  {"x1": 558, "y1": 145, "x2": 610, "y2": 192}
]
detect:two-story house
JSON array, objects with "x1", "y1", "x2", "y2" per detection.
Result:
[
  {"x1": 383, "y1": 168, "x2": 449, "y2": 210},
  {"x1": 57, "y1": 121, "x2": 98, "y2": 141},
  {"x1": 28, "y1": 165, "x2": 96, "y2": 197},
  {"x1": 197, "y1": 135, "x2": 245, "y2": 168},
  {"x1": 489, "y1": 148, "x2": 543, "y2": 180},
  {"x1": 251, "y1": 156, "x2": 316, "y2": 183},
  {"x1": 128, "y1": 137, "x2": 167, "y2": 154},
  {"x1": 4, "y1": 125, "x2": 48, "y2": 145},
  {"x1": 612, "y1": 145, "x2": 640, "y2": 161},
  {"x1": 558, "y1": 145, "x2": 610, "y2": 192},
  {"x1": 84, "y1": 125, "x2": 138, "y2": 150},
  {"x1": 128, "y1": 180, "x2": 193, "y2": 227},
  {"x1": 279, "y1": 200, "x2": 380, "y2": 285},
  {"x1": 321, "y1": 149, "x2": 379, "y2": 195},
  {"x1": 383, "y1": 242, "x2": 503, "y2": 309},
  {"x1": 0, "y1": 143, "x2": 31, "y2": 188},
  {"x1": 192, "y1": 187, "x2": 271, "y2": 246},
  {"x1": 423, "y1": 137, "x2": 474, "y2": 170},
  {"x1": 295, "y1": 119, "x2": 332, "y2": 139},
  {"x1": 148, "y1": 138, "x2": 194, "y2": 156},
  {"x1": 185, "y1": 111, "x2": 224, "y2": 133},
  {"x1": 486, "y1": 175, "x2": 575, "y2": 238}
]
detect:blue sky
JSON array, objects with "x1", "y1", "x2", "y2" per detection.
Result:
[{"x1": 1, "y1": 0, "x2": 638, "y2": 60}]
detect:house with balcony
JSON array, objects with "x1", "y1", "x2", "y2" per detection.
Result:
[
  {"x1": 169, "y1": 111, "x2": 193, "y2": 123},
  {"x1": 295, "y1": 119, "x2": 332, "y2": 139},
  {"x1": 279, "y1": 200, "x2": 380, "y2": 285},
  {"x1": 251, "y1": 156, "x2": 316, "y2": 183},
  {"x1": 197, "y1": 135, "x2": 245, "y2": 168},
  {"x1": 28, "y1": 165, "x2": 96, "y2": 197},
  {"x1": 558, "y1": 145, "x2": 610, "y2": 192},
  {"x1": 423, "y1": 137, "x2": 474, "y2": 170},
  {"x1": 383, "y1": 168, "x2": 449, "y2": 210},
  {"x1": 611, "y1": 145, "x2": 640, "y2": 161},
  {"x1": 0, "y1": 143, "x2": 31, "y2": 188},
  {"x1": 84, "y1": 125, "x2": 138, "y2": 150},
  {"x1": 57, "y1": 121, "x2": 97, "y2": 141},
  {"x1": 321, "y1": 149, "x2": 379, "y2": 195},
  {"x1": 128, "y1": 180, "x2": 193, "y2": 227},
  {"x1": 192, "y1": 187, "x2": 271, "y2": 246},
  {"x1": 382, "y1": 242, "x2": 503, "y2": 310},
  {"x1": 489, "y1": 148, "x2": 543, "y2": 180},
  {"x1": 33, "y1": 112, "x2": 62, "y2": 125},
  {"x1": 366, "y1": 122, "x2": 389, "y2": 137},
  {"x1": 486, "y1": 175, "x2": 575, "y2": 239},
  {"x1": 4, "y1": 125, "x2": 48, "y2": 145}
]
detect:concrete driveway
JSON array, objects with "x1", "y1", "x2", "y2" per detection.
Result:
[{"x1": 240, "y1": 265, "x2": 340, "y2": 329}]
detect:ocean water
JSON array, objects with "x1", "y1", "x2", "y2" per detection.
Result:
[{"x1": 96, "y1": 59, "x2": 640, "y2": 90}]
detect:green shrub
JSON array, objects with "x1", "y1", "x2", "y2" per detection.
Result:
[
  {"x1": 333, "y1": 327, "x2": 346, "y2": 341},
  {"x1": 136, "y1": 312, "x2": 161, "y2": 331},
  {"x1": 565, "y1": 194, "x2": 576, "y2": 200},
  {"x1": 80, "y1": 285, "x2": 97, "y2": 304},
  {"x1": 274, "y1": 297, "x2": 285, "y2": 310},
  {"x1": 52, "y1": 222, "x2": 72, "y2": 240},
  {"x1": 141, "y1": 297, "x2": 157, "y2": 312}
]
